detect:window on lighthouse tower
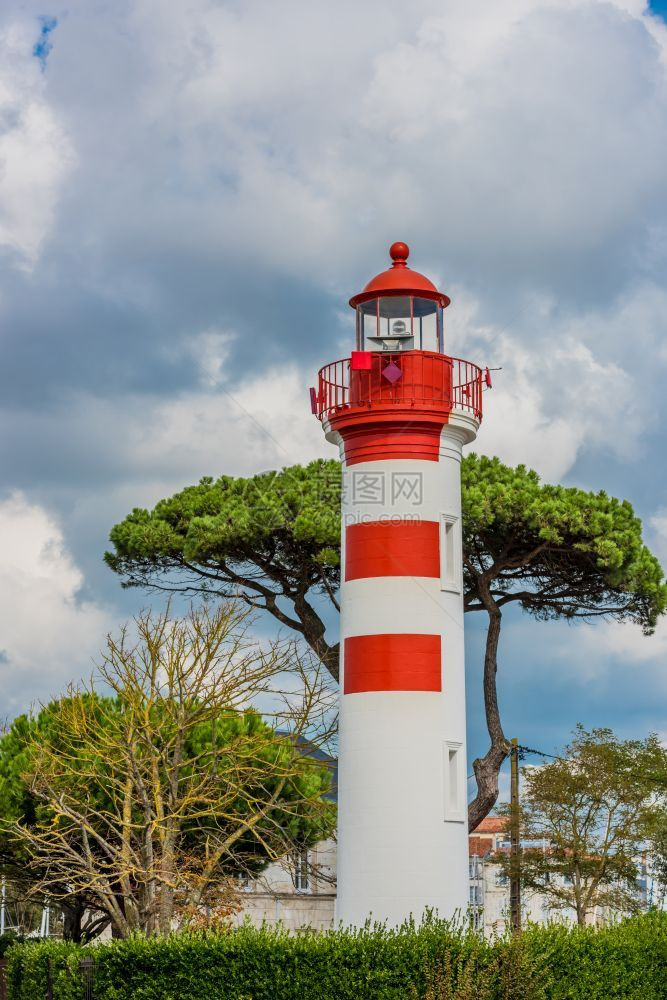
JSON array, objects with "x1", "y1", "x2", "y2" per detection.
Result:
[
  {"x1": 443, "y1": 742, "x2": 465, "y2": 823},
  {"x1": 440, "y1": 514, "x2": 462, "y2": 593}
]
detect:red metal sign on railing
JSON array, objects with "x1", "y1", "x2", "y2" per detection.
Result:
[{"x1": 315, "y1": 352, "x2": 483, "y2": 422}]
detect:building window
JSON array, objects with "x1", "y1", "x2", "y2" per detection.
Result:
[
  {"x1": 443, "y1": 742, "x2": 465, "y2": 823},
  {"x1": 292, "y1": 849, "x2": 309, "y2": 892},
  {"x1": 469, "y1": 857, "x2": 483, "y2": 879},
  {"x1": 495, "y1": 870, "x2": 509, "y2": 887},
  {"x1": 440, "y1": 514, "x2": 462, "y2": 593},
  {"x1": 469, "y1": 885, "x2": 482, "y2": 906}
]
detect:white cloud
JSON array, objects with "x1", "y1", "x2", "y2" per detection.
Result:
[
  {"x1": 127, "y1": 361, "x2": 329, "y2": 484},
  {"x1": 41, "y1": 0, "x2": 660, "y2": 298},
  {"x1": 494, "y1": 612, "x2": 667, "y2": 704},
  {"x1": 575, "y1": 617, "x2": 667, "y2": 679},
  {"x1": 476, "y1": 333, "x2": 638, "y2": 480},
  {"x1": 0, "y1": 356, "x2": 331, "y2": 514},
  {"x1": 449, "y1": 280, "x2": 667, "y2": 481},
  {"x1": 46, "y1": 0, "x2": 661, "y2": 502},
  {"x1": 2, "y1": 0, "x2": 665, "y2": 296},
  {"x1": 0, "y1": 21, "x2": 75, "y2": 265},
  {"x1": 0, "y1": 493, "x2": 112, "y2": 716}
]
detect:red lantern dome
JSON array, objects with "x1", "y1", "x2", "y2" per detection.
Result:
[
  {"x1": 349, "y1": 242, "x2": 450, "y2": 309},
  {"x1": 350, "y1": 243, "x2": 450, "y2": 355}
]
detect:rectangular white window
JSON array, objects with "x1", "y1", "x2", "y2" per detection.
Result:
[
  {"x1": 469, "y1": 885, "x2": 482, "y2": 906},
  {"x1": 293, "y1": 849, "x2": 309, "y2": 892},
  {"x1": 443, "y1": 741, "x2": 466, "y2": 823},
  {"x1": 440, "y1": 514, "x2": 462, "y2": 593}
]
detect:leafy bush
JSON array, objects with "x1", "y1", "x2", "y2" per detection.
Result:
[
  {"x1": 521, "y1": 914, "x2": 667, "y2": 1000},
  {"x1": 412, "y1": 931, "x2": 550, "y2": 1000},
  {"x1": 90, "y1": 919, "x2": 482, "y2": 1000},
  {"x1": 5, "y1": 912, "x2": 667, "y2": 1000},
  {"x1": 6, "y1": 939, "x2": 83, "y2": 1000},
  {"x1": 0, "y1": 932, "x2": 25, "y2": 959}
]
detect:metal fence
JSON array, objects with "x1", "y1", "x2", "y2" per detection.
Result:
[{"x1": 80, "y1": 957, "x2": 97, "y2": 1000}]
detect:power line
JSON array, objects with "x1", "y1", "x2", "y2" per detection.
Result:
[
  {"x1": 130, "y1": 297, "x2": 298, "y2": 463},
  {"x1": 470, "y1": 296, "x2": 537, "y2": 363}
]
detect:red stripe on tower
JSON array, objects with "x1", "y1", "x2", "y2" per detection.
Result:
[
  {"x1": 344, "y1": 633, "x2": 442, "y2": 694},
  {"x1": 330, "y1": 412, "x2": 448, "y2": 465},
  {"x1": 345, "y1": 520, "x2": 440, "y2": 581}
]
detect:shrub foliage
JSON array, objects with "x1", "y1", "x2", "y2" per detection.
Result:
[{"x1": 5, "y1": 913, "x2": 667, "y2": 1000}]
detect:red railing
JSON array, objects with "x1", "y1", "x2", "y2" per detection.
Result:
[{"x1": 316, "y1": 352, "x2": 483, "y2": 422}]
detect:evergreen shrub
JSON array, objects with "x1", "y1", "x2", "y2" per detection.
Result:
[{"x1": 5, "y1": 912, "x2": 667, "y2": 1000}]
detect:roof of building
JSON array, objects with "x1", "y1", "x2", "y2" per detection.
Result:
[
  {"x1": 472, "y1": 816, "x2": 508, "y2": 834},
  {"x1": 468, "y1": 836, "x2": 492, "y2": 858}
]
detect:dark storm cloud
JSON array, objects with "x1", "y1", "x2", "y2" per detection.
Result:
[{"x1": 0, "y1": 241, "x2": 339, "y2": 416}]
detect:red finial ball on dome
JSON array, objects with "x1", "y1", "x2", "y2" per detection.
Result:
[{"x1": 389, "y1": 241, "x2": 409, "y2": 266}]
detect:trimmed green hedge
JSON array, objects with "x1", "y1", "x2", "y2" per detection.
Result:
[
  {"x1": 6, "y1": 940, "x2": 84, "y2": 1000},
  {"x1": 523, "y1": 916, "x2": 667, "y2": 1000},
  {"x1": 6, "y1": 913, "x2": 667, "y2": 1000}
]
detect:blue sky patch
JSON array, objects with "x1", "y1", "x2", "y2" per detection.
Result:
[
  {"x1": 649, "y1": 1, "x2": 667, "y2": 17},
  {"x1": 33, "y1": 15, "x2": 58, "y2": 70}
]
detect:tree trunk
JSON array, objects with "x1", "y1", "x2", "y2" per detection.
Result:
[
  {"x1": 61, "y1": 895, "x2": 86, "y2": 943},
  {"x1": 574, "y1": 867, "x2": 587, "y2": 926},
  {"x1": 467, "y1": 588, "x2": 511, "y2": 832},
  {"x1": 318, "y1": 641, "x2": 340, "y2": 682},
  {"x1": 158, "y1": 840, "x2": 176, "y2": 935},
  {"x1": 293, "y1": 594, "x2": 340, "y2": 682}
]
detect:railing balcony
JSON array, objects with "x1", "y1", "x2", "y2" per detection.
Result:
[{"x1": 315, "y1": 351, "x2": 483, "y2": 422}]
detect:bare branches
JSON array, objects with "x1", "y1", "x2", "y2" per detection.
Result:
[{"x1": 2, "y1": 602, "x2": 336, "y2": 937}]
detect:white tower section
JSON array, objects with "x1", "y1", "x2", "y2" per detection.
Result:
[{"x1": 313, "y1": 242, "x2": 484, "y2": 927}]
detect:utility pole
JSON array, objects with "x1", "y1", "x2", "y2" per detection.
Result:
[{"x1": 510, "y1": 737, "x2": 522, "y2": 933}]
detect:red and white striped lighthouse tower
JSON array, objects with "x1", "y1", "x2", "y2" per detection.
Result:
[{"x1": 313, "y1": 243, "x2": 484, "y2": 926}]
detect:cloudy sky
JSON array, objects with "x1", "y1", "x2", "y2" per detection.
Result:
[{"x1": 2, "y1": 0, "x2": 667, "y2": 780}]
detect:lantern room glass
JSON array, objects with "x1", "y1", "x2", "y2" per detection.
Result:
[
  {"x1": 356, "y1": 297, "x2": 443, "y2": 353},
  {"x1": 413, "y1": 298, "x2": 441, "y2": 353}
]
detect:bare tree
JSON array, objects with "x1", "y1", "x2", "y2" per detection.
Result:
[{"x1": 3, "y1": 603, "x2": 335, "y2": 937}]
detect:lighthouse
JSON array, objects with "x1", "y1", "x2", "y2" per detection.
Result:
[{"x1": 313, "y1": 242, "x2": 484, "y2": 927}]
